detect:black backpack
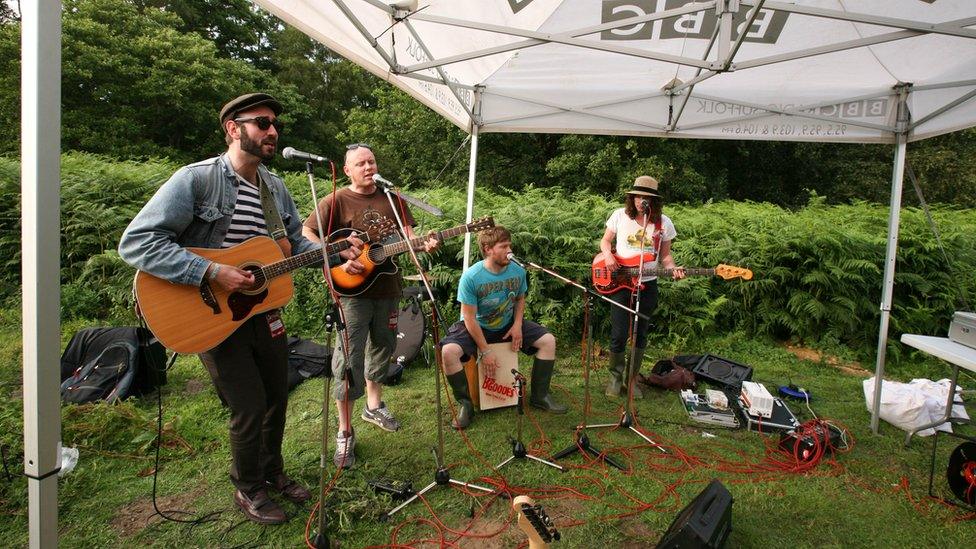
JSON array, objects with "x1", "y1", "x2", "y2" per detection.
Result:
[
  {"x1": 287, "y1": 336, "x2": 331, "y2": 391},
  {"x1": 60, "y1": 327, "x2": 167, "y2": 403}
]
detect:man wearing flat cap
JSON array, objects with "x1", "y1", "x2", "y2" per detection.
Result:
[
  {"x1": 119, "y1": 93, "x2": 361, "y2": 525},
  {"x1": 599, "y1": 176, "x2": 685, "y2": 399}
]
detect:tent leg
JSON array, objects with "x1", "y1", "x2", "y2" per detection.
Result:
[
  {"x1": 22, "y1": 1, "x2": 62, "y2": 547},
  {"x1": 462, "y1": 125, "x2": 480, "y2": 271},
  {"x1": 871, "y1": 98, "x2": 910, "y2": 435}
]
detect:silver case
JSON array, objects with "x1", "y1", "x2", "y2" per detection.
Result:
[{"x1": 949, "y1": 311, "x2": 976, "y2": 349}]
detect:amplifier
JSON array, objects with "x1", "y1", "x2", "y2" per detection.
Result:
[
  {"x1": 740, "y1": 381, "x2": 773, "y2": 418},
  {"x1": 739, "y1": 397, "x2": 799, "y2": 434},
  {"x1": 948, "y1": 311, "x2": 976, "y2": 349}
]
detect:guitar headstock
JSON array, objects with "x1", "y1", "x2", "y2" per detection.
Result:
[
  {"x1": 514, "y1": 495, "x2": 560, "y2": 547},
  {"x1": 468, "y1": 216, "x2": 495, "y2": 233},
  {"x1": 364, "y1": 218, "x2": 397, "y2": 243},
  {"x1": 715, "y1": 263, "x2": 753, "y2": 280}
]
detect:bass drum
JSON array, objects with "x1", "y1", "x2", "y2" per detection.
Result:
[{"x1": 386, "y1": 297, "x2": 427, "y2": 385}]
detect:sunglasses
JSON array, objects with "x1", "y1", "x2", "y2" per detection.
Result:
[
  {"x1": 346, "y1": 142, "x2": 372, "y2": 151},
  {"x1": 234, "y1": 116, "x2": 284, "y2": 133}
]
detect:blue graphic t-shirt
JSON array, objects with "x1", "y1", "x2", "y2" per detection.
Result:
[{"x1": 457, "y1": 260, "x2": 528, "y2": 330}]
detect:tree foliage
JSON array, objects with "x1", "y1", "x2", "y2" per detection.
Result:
[
  {"x1": 3, "y1": 1, "x2": 975, "y2": 207},
  {"x1": 4, "y1": 153, "x2": 973, "y2": 362}
]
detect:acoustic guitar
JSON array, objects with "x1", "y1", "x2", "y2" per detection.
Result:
[
  {"x1": 134, "y1": 220, "x2": 395, "y2": 354},
  {"x1": 329, "y1": 216, "x2": 495, "y2": 297},
  {"x1": 591, "y1": 252, "x2": 753, "y2": 295},
  {"x1": 514, "y1": 495, "x2": 560, "y2": 548}
]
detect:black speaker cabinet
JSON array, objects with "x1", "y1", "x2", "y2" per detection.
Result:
[
  {"x1": 692, "y1": 355, "x2": 753, "y2": 393},
  {"x1": 655, "y1": 479, "x2": 733, "y2": 549}
]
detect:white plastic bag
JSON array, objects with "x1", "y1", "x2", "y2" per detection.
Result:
[
  {"x1": 59, "y1": 446, "x2": 79, "y2": 477},
  {"x1": 863, "y1": 377, "x2": 969, "y2": 436}
]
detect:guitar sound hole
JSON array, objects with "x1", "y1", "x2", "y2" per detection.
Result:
[
  {"x1": 368, "y1": 248, "x2": 387, "y2": 263},
  {"x1": 239, "y1": 263, "x2": 268, "y2": 295}
]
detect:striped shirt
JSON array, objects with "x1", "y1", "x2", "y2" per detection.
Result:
[{"x1": 221, "y1": 176, "x2": 268, "y2": 248}]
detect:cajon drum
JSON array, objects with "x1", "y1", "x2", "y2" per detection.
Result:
[{"x1": 477, "y1": 342, "x2": 519, "y2": 410}]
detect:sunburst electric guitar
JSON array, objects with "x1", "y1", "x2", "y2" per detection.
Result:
[
  {"x1": 134, "y1": 219, "x2": 395, "y2": 354},
  {"x1": 591, "y1": 252, "x2": 753, "y2": 295},
  {"x1": 329, "y1": 216, "x2": 495, "y2": 297},
  {"x1": 514, "y1": 495, "x2": 560, "y2": 548}
]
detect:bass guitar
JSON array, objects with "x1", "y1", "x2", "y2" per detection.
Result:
[
  {"x1": 514, "y1": 495, "x2": 560, "y2": 548},
  {"x1": 134, "y1": 219, "x2": 395, "y2": 354},
  {"x1": 591, "y1": 252, "x2": 752, "y2": 295},
  {"x1": 329, "y1": 216, "x2": 495, "y2": 297}
]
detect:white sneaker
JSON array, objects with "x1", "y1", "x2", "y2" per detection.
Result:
[{"x1": 333, "y1": 430, "x2": 356, "y2": 469}]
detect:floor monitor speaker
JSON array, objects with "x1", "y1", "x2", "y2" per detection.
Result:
[{"x1": 655, "y1": 479, "x2": 733, "y2": 549}]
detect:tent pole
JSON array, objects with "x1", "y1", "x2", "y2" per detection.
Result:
[
  {"x1": 462, "y1": 125, "x2": 479, "y2": 271},
  {"x1": 871, "y1": 85, "x2": 911, "y2": 435},
  {"x1": 22, "y1": 1, "x2": 62, "y2": 546},
  {"x1": 462, "y1": 87, "x2": 483, "y2": 272}
]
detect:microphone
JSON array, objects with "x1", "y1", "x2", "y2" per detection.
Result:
[
  {"x1": 640, "y1": 198, "x2": 650, "y2": 211},
  {"x1": 281, "y1": 147, "x2": 328, "y2": 163},
  {"x1": 372, "y1": 173, "x2": 396, "y2": 190},
  {"x1": 506, "y1": 252, "x2": 526, "y2": 268}
]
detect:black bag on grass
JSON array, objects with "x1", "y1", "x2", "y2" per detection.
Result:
[
  {"x1": 60, "y1": 327, "x2": 166, "y2": 403},
  {"x1": 287, "y1": 336, "x2": 331, "y2": 391}
]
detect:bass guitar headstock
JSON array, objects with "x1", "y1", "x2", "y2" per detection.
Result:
[
  {"x1": 514, "y1": 495, "x2": 560, "y2": 548},
  {"x1": 714, "y1": 263, "x2": 753, "y2": 280}
]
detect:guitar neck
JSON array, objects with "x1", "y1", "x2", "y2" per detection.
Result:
[
  {"x1": 382, "y1": 223, "x2": 473, "y2": 256},
  {"x1": 261, "y1": 240, "x2": 351, "y2": 280},
  {"x1": 622, "y1": 266, "x2": 714, "y2": 278}
]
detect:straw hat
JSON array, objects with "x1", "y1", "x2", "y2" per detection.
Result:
[{"x1": 626, "y1": 175, "x2": 661, "y2": 197}]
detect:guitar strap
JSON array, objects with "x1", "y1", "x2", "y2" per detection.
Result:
[{"x1": 257, "y1": 172, "x2": 292, "y2": 257}]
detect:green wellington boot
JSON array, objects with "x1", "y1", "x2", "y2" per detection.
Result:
[
  {"x1": 446, "y1": 371, "x2": 475, "y2": 429},
  {"x1": 605, "y1": 351, "x2": 626, "y2": 397},
  {"x1": 529, "y1": 358, "x2": 568, "y2": 413},
  {"x1": 626, "y1": 348, "x2": 647, "y2": 399}
]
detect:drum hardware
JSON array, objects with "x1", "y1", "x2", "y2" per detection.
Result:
[{"x1": 385, "y1": 287, "x2": 428, "y2": 385}]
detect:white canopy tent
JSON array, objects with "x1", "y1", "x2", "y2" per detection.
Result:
[{"x1": 21, "y1": 0, "x2": 976, "y2": 545}]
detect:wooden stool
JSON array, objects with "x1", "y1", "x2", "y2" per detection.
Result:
[{"x1": 463, "y1": 355, "x2": 481, "y2": 409}]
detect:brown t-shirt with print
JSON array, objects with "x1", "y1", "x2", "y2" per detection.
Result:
[{"x1": 304, "y1": 187, "x2": 416, "y2": 299}]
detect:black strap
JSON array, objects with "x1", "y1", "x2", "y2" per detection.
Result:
[{"x1": 23, "y1": 467, "x2": 60, "y2": 481}]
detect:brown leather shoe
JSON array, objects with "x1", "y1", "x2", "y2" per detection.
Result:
[
  {"x1": 265, "y1": 473, "x2": 312, "y2": 504},
  {"x1": 234, "y1": 489, "x2": 287, "y2": 525}
]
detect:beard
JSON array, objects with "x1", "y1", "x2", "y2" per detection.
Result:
[{"x1": 240, "y1": 125, "x2": 276, "y2": 161}]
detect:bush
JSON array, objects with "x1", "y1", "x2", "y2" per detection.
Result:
[{"x1": 3, "y1": 154, "x2": 974, "y2": 362}]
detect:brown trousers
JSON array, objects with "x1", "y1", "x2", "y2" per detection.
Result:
[{"x1": 199, "y1": 312, "x2": 288, "y2": 494}]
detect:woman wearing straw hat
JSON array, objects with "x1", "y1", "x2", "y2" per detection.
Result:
[{"x1": 599, "y1": 176, "x2": 685, "y2": 399}]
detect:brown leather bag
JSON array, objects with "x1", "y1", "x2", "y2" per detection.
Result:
[{"x1": 640, "y1": 357, "x2": 698, "y2": 391}]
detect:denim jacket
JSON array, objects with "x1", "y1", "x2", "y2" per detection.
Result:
[{"x1": 119, "y1": 154, "x2": 325, "y2": 286}]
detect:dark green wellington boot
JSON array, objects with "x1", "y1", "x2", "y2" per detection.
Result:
[
  {"x1": 529, "y1": 358, "x2": 568, "y2": 413},
  {"x1": 626, "y1": 348, "x2": 647, "y2": 399},
  {"x1": 446, "y1": 371, "x2": 475, "y2": 429},
  {"x1": 605, "y1": 351, "x2": 626, "y2": 397}
]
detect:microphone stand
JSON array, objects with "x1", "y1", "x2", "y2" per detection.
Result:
[
  {"x1": 507, "y1": 256, "x2": 643, "y2": 470},
  {"x1": 305, "y1": 160, "x2": 349, "y2": 549},
  {"x1": 584, "y1": 207, "x2": 666, "y2": 453},
  {"x1": 376, "y1": 180, "x2": 493, "y2": 520},
  {"x1": 495, "y1": 370, "x2": 565, "y2": 472}
]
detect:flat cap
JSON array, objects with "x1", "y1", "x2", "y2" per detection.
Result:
[{"x1": 219, "y1": 93, "x2": 283, "y2": 125}]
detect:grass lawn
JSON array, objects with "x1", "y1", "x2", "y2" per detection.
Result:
[{"x1": 1, "y1": 316, "x2": 975, "y2": 548}]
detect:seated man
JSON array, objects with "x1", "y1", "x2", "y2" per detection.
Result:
[{"x1": 438, "y1": 226, "x2": 567, "y2": 429}]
